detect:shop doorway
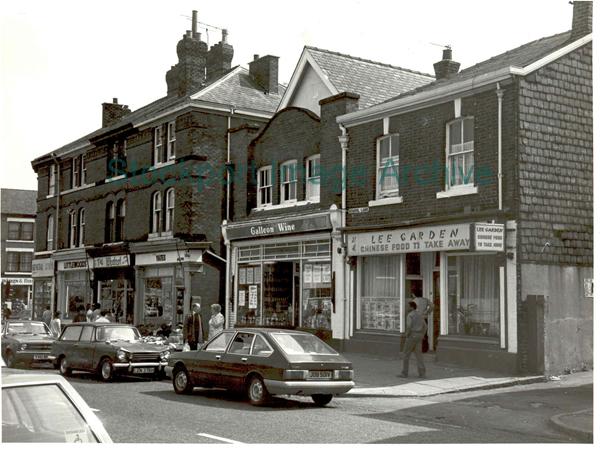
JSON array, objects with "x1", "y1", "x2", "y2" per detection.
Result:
[{"x1": 263, "y1": 262, "x2": 294, "y2": 327}]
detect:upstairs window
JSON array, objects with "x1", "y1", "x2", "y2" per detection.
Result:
[
  {"x1": 167, "y1": 121, "x2": 176, "y2": 161},
  {"x1": 376, "y1": 134, "x2": 400, "y2": 199},
  {"x1": 116, "y1": 199, "x2": 126, "y2": 242},
  {"x1": 6, "y1": 252, "x2": 32, "y2": 273},
  {"x1": 280, "y1": 160, "x2": 297, "y2": 203},
  {"x1": 78, "y1": 209, "x2": 85, "y2": 247},
  {"x1": 72, "y1": 156, "x2": 81, "y2": 188},
  {"x1": 48, "y1": 164, "x2": 56, "y2": 196},
  {"x1": 447, "y1": 117, "x2": 474, "y2": 188},
  {"x1": 152, "y1": 191, "x2": 162, "y2": 233},
  {"x1": 46, "y1": 215, "x2": 54, "y2": 251},
  {"x1": 7, "y1": 221, "x2": 34, "y2": 241},
  {"x1": 108, "y1": 140, "x2": 127, "y2": 178},
  {"x1": 257, "y1": 166, "x2": 272, "y2": 208},
  {"x1": 153, "y1": 126, "x2": 164, "y2": 165},
  {"x1": 69, "y1": 210, "x2": 78, "y2": 248},
  {"x1": 105, "y1": 202, "x2": 116, "y2": 243},
  {"x1": 165, "y1": 189, "x2": 175, "y2": 232},
  {"x1": 306, "y1": 155, "x2": 320, "y2": 202}
]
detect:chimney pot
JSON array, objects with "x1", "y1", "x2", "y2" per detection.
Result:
[
  {"x1": 254, "y1": 54, "x2": 259, "y2": 61},
  {"x1": 192, "y1": 10, "x2": 198, "y2": 35},
  {"x1": 113, "y1": 97, "x2": 118, "y2": 103},
  {"x1": 442, "y1": 47, "x2": 452, "y2": 60},
  {"x1": 222, "y1": 29, "x2": 228, "y2": 43}
]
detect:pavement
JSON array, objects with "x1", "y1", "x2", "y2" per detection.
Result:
[{"x1": 341, "y1": 351, "x2": 593, "y2": 442}]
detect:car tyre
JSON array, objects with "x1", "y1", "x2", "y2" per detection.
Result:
[
  {"x1": 5, "y1": 350, "x2": 15, "y2": 368},
  {"x1": 58, "y1": 356, "x2": 72, "y2": 376},
  {"x1": 247, "y1": 375, "x2": 270, "y2": 406},
  {"x1": 172, "y1": 366, "x2": 193, "y2": 394},
  {"x1": 99, "y1": 358, "x2": 114, "y2": 382},
  {"x1": 311, "y1": 394, "x2": 333, "y2": 406}
]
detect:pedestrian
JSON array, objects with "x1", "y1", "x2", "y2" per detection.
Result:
[
  {"x1": 85, "y1": 303, "x2": 94, "y2": 322},
  {"x1": 184, "y1": 302, "x2": 204, "y2": 350},
  {"x1": 399, "y1": 301, "x2": 427, "y2": 378},
  {"x1": 208, "y1": 304, "x2": 225, "y2": 340},
  {"x1": 42, "y1": 305, "x2": 52, "y2": 327},
  {"x1": 95, "y1": 310, "x2": 110, "y2": 323},
  {"x1": 91, "y1": 303, "x2": 102, "y2": 322},
  {"x1": 409, "y1": 287, "x2": 433, "y2": 353},
  {"x1": 73, "y1": 305, "x2": 87, "y2": 323},
  {"x1": 50, "y1": 311, "x2": 62, "y2": 338}
]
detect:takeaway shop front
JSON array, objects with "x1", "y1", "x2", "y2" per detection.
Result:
[{"x1": 345, "y1": 220, "x2": 518, "y2": 373}]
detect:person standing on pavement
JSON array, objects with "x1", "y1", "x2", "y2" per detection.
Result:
[
  {"x1": 95, "y1": 310, "x2": 111, "y2": 323},
  {"x1": 42, "y1": 305, "x2": 52, "y2": 327},
  {"x1": 91, "y1": 303, "x2": 102, "y2": 322},
  {"x1": 184, "y1": 302, "x2": 204, "y2": 350},
  {"x1": 50, "y1": 311, "x2": 62, "y2": 338},
  {"x1": 208, "y1": 304, "x2": 225, "y2": 340},
  {"x1": 400, "y1": 301, "x2": 427, "y2": 378},
  {"x1": 85, "y1": 303, "x2": 94, "y2": 322}
]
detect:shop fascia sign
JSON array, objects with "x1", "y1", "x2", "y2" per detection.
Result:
[
  {"x1": 32, "y1": 258, "x2": 54, "y2": 277},
  {"x1": 348, "y1": 222, "x2": 505, "y2": 256},
  {"x1": 1, "y1": 277, "x2": 33, "y2": 285},
  {"x1": 227, "y1": 214, "x2": 331, "y2": 240},
  {"x1": 93, "y1": 255, "x2": 130, "y2": 269},
  {"x1": 136, "y1": 250, "x2": 202, "y2": 266},
  {"x1": 58, "y1": 260, "x2": 88, "y2": 271}
]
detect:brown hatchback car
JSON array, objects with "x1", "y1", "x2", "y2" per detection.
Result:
[{"x1": 51, "y1": 323, "x2": 171, "y2": 381}]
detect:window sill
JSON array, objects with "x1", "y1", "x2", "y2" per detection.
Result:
[
  {"x1": 149, "y1": 160, "x2": 176, "y2": 171},
  {"x1": 368, "y1": 196, "x2": 403, "y2": 207},
  {"x1": 46, "y1": 194, "x2": 55, "y2": 199},
  {"x1": 4, "y1": 272, "x2": 32, "y2": 276},
  {"x1": 61, "y1": 184, "x2": 93, "y2": 195},
  {"x1": 6, "y1": 240, "x2": 35, "y2": 244},
  {"x1": 436, "y1": 185, "x2": 478, "y2": 199},
  {"x1": 34, "y1": 250, "x2": 55, "y2": 256},
  {"x1": 105, "y1": 174, "x2": 126, "y2": 183},
  {"x1": 148, "y1": 231, "x2": 174, "y2": 241},
  {"x1": 253, "y1": 200, "x2": 310, "y2": 212}
]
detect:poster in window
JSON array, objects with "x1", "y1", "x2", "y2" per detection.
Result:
[
  {"x1": 322, "y1": 264, "x2": 331, "y2": 283},
  {"x1": 304, "y1": 264, "x2": 312, "y2": 284},
  {"x1": 313, "y1": 265, "x2": 322, "y2": 283},
  {"x1": 238, "y1": 290, "x2": 246, "y2": 306},
  {"x1": 247, "y1": 267, "x2": 254, "y2": 285},
  {"x1": 239, "y1": 268, "x2": 246, "y2": 285},
  {"x1": 254, "y1": 266, "x2": 261, "y2": 284},
  {"x1": 248, "y1": 285, "x2": 258, "y2": 309}
]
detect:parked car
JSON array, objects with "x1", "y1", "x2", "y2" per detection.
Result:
[
  {"x1": 51, "y1": 323, "x2": 171, "y2": 382},
  {"x1": 168, "y1": 328, "x2": 354, "y2": 406},
  {"x1": 2, "y1": 368, "x2": 112, "y2": 442},
  {"x1": 1, "y1": 320, "x2": 56, "y2": 368}
]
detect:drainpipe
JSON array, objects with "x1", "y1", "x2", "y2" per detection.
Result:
[
  {"x1": 226, "y1": 106, "x2": 235, "y2": 221},
  {"x1": 50, "y1": 152, "x2": 60, "y2": 313},
  {"x1": 337, "y1": 125, "x2": 349, "y2": 341},
  {"x1": 221, "y1": 221, "x2": 231, "y2": 327},
  {"x1": 496, "y1": 83, "x2": 504, "y2": 211}
]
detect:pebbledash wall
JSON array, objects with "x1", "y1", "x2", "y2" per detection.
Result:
[{"x1": 516, "y1": 42, "x2": 593, "y2": 374}]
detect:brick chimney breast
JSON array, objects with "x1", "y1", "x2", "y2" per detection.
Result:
[
  {"x1": 249, "y1": 55, "x2": 279, "y2": 94},
  {"x1": 433, "y1": 47, "x2": 460, "y2": 80},
  {"x1": 571, "y1": 0, "x2": 593, "y2": 41},
  {"x1": 102, "y1": 98, "x2": 131, "y2": 128},
  {"x1": 206, "y1": 29, "x2": 234, "y2": 82}
]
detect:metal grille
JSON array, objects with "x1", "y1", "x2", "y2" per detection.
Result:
[
  {"x1": 130, "y1": 353, "x2": 160, "y2": 362},
  {"x1": 26, "y1": 344, "x2": 52, "y2": 351}
]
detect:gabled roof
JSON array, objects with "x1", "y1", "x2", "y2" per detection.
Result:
[
  {"x1": 339, "y1": 30, "x2": 591, "y2": 126},
  {"x1": 1, "y1": 189, "x2": 37, "y2": 216},
  {"x1": 279, "y1": 46, "x2": 434, "y2": 111}
]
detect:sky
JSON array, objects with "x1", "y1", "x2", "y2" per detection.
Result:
[{"x1": 0, "y1": 0, "x2": 584, "y2": 191}]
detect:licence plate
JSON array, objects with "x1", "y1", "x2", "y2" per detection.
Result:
[
  {"x1": 308, "y1": 370, "x2": 332, "y2": 379},
  {"x1": 133, "y1": 368, "x2": 155, "y2": 374},
  {"x1": 33, "y1": 354, "x2": 49, "y2": 360}
]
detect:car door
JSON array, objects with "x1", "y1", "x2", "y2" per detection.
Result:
[
  {"x1": 190, "y1": 331, "x2": 235, "y2": 386},
  {"x1": 75, "y1": 326, "x2": 95, "y2": 371},
  {"x1": 219, "y1": 332, "x2": 256, "y2": 391},
  {"x1": 59, "y1": 326, "x2": 83, "y2": 369}
]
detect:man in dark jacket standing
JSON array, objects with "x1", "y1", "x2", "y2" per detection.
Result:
[
  {"x1": 399, "y1": 301, "x2": 427, "y2": 378},
  {"x1": 184, "y1": 302, "x2": 204, "y2": 350}
]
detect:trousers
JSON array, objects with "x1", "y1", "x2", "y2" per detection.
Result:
[{"x1": 402, "y1": 333, "x2": 426, "y2": 376}]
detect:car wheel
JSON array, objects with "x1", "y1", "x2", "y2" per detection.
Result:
[
  {"x1": 5, "y1": 351, "x2": 15, "y2": 368},
  {"x1": 172, "y1": 366, "x2": 193, "y2": 394},
  {"x1": 58, "y1": 356, "x2": 72, "y2": 376},
  {"x1": 247, "y1": 375, "x2": 270, "y2": 406},
  {"x1": 311, "y1": 394, "x2": 333, "y2": 406},
  {"x1": 99, "y1": 358, "x2": 114, "y2": 382}
]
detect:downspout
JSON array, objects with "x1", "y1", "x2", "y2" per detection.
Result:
[
  {"x1": 221, "y1": 221, "x2": 231, "y2": 328},
  {"x1": 496, "y1": 83, "x2": 504, "y2": 211},
  {"x1": 338, "y1": 125, "x2": 349, "y2": 340},
  {"x1": 50, "y1": 153, "x2": 60, "y2": 313},
  {"x1": 226, "y1": 106, "x2": 235, "y2": 221}
]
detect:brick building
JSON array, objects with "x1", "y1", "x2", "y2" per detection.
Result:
[
  {"x1": 223, "y1": 47, "x2": 433, "y2": 339},
  {"x1": 336, "y1": 1, "x2": 592, "y2": 375},
  {"x1": 1, "y1": 189, "x2": 37, "y2": 319},
  {"x1": 30, "y1": 12, "x2": 284, "y2": 331}
]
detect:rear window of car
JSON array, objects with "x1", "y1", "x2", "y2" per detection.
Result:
[
  {"x1": 2, "y1": 384, "x2": 99, "y2": 442},
  {"x1": 271, "y1": 333, "x2": 338, "y2": 356}
]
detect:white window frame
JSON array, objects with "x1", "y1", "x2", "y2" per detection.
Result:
[
  {"x1": 446, "y1": 117, "x2": 475, "y2": 190},
  {"x1": 72, "y1": 156, "x2": 81, "y2": 188},
  {"x1": 257, "y1": 166, "x2": 272, "y2": 208},
  {"x1": 81, "y1": 155, "x2": 87, "y2": 185},
  {"x1": 48, "y1": 164, "x2": 56, "y2": 196},
  {"x1": 167, "y1": 121, "x2": 176, "y2": 161},
  {"x1": 152, "y1": 191, "x2": 162, "y2": 233},
  {"x1": 154, "y1": 126, "x2": 163, "y2": 165},
  {"x1": 47, "y1": 215, "x2": 54, "y2": 251},
  {"x1": 116, "y1": 199, "x2": 126, "y2": 241},
  {"x1": 165, "y1": 188, "x2": 175, "y2": 232},
  {"x1": 280, "y1": 160, "x2": 297, "y2": 204},
  {"x1": 69, "y1": 210, "x2": 77, "y2": 248},
  {"x1": 306, "y1": 154, "x2": 320, "y2": 202},
  {"x1": 78, "y1": 209, "x2": 85, "y2": 247},
  {"x1": 376, "y1": 134, "x2": 400, "y2": 200}
]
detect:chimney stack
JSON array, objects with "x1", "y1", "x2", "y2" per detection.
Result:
[
  {"x1": 102, "y1": 98, "x2": 131, "y2": 128},
  {"x1": 571, "y1": 0, "x2": 593, "y2": 41},
  {"x1": 433, "y1": 47, "x2": 460, "y2": 80},
  {"x1": 206, "y1": 28, "x2": 234, "y2": 82},
  {"x1": 249, "y1": 54, "x2": 279, "y2": 94}
]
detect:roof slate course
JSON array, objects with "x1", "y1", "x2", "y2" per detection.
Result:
[{"x1": 1, "y1": 189, "x2": 37, "y2": 216}]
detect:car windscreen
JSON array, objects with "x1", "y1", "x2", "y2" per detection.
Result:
[
  {"x1": 270, "y1": 333, "x2": 338, "y2": 356},
  {"x1": 96, "y1": 327, "x2": 140, "y2": 342},
  {"x1": 2, "y1": 384, "x2": 99, "y2": 443},
  {"x1": 6, "y1": 322, "x2": 50, "y2": 336}
]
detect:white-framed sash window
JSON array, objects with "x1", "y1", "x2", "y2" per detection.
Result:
[
  {"x1": 376, "y1": 134, "x2": 400, "y2": 199},
  {"x1": 280, "y1": 160, "x2": 297, "y2": 203},
  {"x1": 306, "y1": 154, "x2": 320, "y2": 202},
  {"x1": 447, "y1": 117, "x2": 474, "y2": 189},
  {"x1": 257, "y1": 166, "x2": 272, "y2": 207}
]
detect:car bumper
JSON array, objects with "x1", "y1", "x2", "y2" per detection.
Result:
[
  {"x1": 112, "y1": 361, "x2": 169, "y2": 373},
  {"x1": 263, "y1": 379, "x2": 355, "y2": 396},
  {"x1": 13, "y1": 352, "x2": 55, "y2": 364}
]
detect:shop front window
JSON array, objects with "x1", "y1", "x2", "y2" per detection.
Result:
[
  {"x1": 144, "y1": 277, "x2": 172, "y2": 322},
  {"x1": 236, "y1": 265, "x2": 262, "y2": 326},
  {"x1": 447, "y1": 254, "x2": 499, "y2": 337},
  {"x1": 301, "y1": 262, "x2": 331, "y2": 330},
  {"x1": 34, "y1": 280, "x2": 52, "y2": 321},
  {"x1": 99, "y1": 279, "x2": 133, "y2": 323},
  {"x1": 64, "y1": 273, "x2": 91, "y2": 320},
  {"x1": 360, "y1": 255, "x2": 402, "y2": 332}
]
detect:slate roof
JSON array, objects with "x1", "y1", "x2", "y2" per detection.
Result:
[
  {"x1": 383, "y1": 31, "x2": 573, "y2": 104},
  {"x1": 305, "y1": 46, "x2": 434, "y2": 108},
  {"x1": 1, "y1": 189, "x2": 37, "y2": 216}
]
